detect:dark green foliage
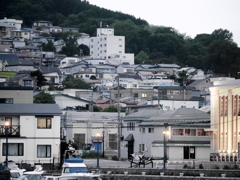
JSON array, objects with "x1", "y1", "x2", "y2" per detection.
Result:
[
  {"x1": 223, "y1": 165, "x2": 230, "y2": 169},
  {"x1": 199, "y1": 163, "x2": 204, "y2": 169},
  {"x1": 93, "y1": 105, "x2": 102, "y2": 112},
  {"x1": 30, "y1": 70, "x2": 47, "y2": 88},
  {"x1": 90, "y1": 75, "x2": 96, "y2": 80},
  {"x1": 81, "y1": 151, "x2": 100, "y2": 158},
  {"x1": 34, "y1": 92, "x2": 55, "y2": 104},
  {"x1": 111, "y1": 155, "x2": 119, "y2": 161},
  {"x1": 102, "y1": 105, "x2": 118, "y2": 112},
  {"x1": 62, "y1": 75, "x2": 91, "y2": 89},
  {"x1": 41, "y1": 40, "x2": 56, "y2": 52}
]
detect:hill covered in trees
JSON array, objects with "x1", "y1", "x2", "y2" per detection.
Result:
[{"x1": 1, "y1": 0, "x2": 240, "y2": 78}]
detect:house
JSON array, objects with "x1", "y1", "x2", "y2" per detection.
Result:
[
  {"x1": 158, "y1": 64, "x2": 180, "y2": 75},
  {"x1": 121, "y1": 108, "x2": 210, "y2": 160},
  {"x1": 52, "y1": 94, "x2": 95, "y2": 111},
  {"x1": 32, "y1": 20, "x2": 53, "y2": 29},
  {"x1": 62, "y1": 111, "x2": 125, "y2": 157},
  {"x1": 0, "y1": 82, "x2": 33, "y2": 104},
  {"x1": 109, "y1": 88, "x2": 154, "y2": 103},
  {"x1": 0, "y1": 22, "x2": 16, "y2": 38},
  {"x1": 21, "y1": 28, "x2": 41, "y2": 40},
  {"x1": 5, "y1": 59, "x2": 37, "y2": 72},
  {"x1": 117, "y1": 64, "x2": 138, "y2": 73},
  {"x1": 138, "y1": 78, "x2": 176, "y2": 89},
  {"x1": 175, "y1": 67, "x2": 205, "y2": 80},
  {"x1": 153, "y1": 86, "x2": 200, "y2": 101},
  {"x1": 147, "y1": 98, "x2": 199, "y2": 110},
  {"x1": 0, "y1": 104, "x2": 62, "y2": 164},
  {"x1": 39, "y1": 66, "x2": 63, "y2": 86},
  {"x1": 208, "y1": 78, "x2": 240, "y2": 162},
  {"x1": 10, "y1": 71, "x2": 36, "y2": 88},
  {"x1": 62, "y1": 27, "x2": 79, "y2": 33},
  {"x1": 0, "y1": 17, "x2": 23, "y2": 30}
]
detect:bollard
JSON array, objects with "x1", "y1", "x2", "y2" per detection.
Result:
[
  {"x1": 160, "y1": 172, "x2": 164, "y2": 176},
  {"x1": 142, "y1": 172, "x2": 146, "y2": 175}
]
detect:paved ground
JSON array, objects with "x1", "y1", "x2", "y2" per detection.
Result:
[{"x1": 84, "y1": 158, "x2": 240, "y2": 169}]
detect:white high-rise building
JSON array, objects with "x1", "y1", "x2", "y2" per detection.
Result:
[{"x1": 90, "y1": 27, "x2": 134, "y2": 65}]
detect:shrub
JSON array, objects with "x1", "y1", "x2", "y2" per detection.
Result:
[
  {"x1": 111, "y1": 155, "x2": 119, "y2": 161},
  {"x1": 199, "y1": 163, "x2": 204, "y2": 169},
  {"x1": 223, "y1": 165, "x2": 230, "y2": 169},
  {"x1": 183, "y1": 164, "x2": 190, "y2": 169}
]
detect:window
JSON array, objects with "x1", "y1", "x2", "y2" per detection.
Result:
[
  {"x1": 0, "y1": 98, "x2": 13, "y2": 104},
  {"x1": 142, "y1": 94, "x2": 147, "y2": 97},
  {"x1": 172, "y1": 129, "x2": 184, "y2": 136},
  {"x1": 185, "y1": 129, "x2": 196, "y2": 136},
  {"x1": 24, "y1": 80, "x2": 32, "y2": 87},
  {"x1": 127, "y1": 122, "x2": 135, "y2": 131},
  {"x1": 109, "y1": 134, "x2": 117, "y2": 150},
  {"x1": 142, "y1": 128, "x2": 145, "y2": 133},
  {"x1": 133, "y1": 84, "x2": 137, "y2": 88},
  {"x1": 139, "y1": 144, "x2": 145, "y2": 152},
  {"x1": 133, "y1": 93, "x2": 138, "y2": 98},
  {"x1": 37, "y1": 145, "x2": 51, "y2": 158},
  {"x1": 197, "y1": 129, "x2": 207, "y2": 136},
  {"x1": 3, "y1": 143, "x2": 23, "y2": 156},
  {"x1": 119, "y1": 38, "x2": 122, "y2": 41},
  {"x1": 37, "y1": 118, "x2": 51, "y2": 129},
  {"x1": 148, "y1": 128, "x2": 154, "y2": 133},
  {"x1": 173, "y1": 91, "x2": 180, "y2": 95}
]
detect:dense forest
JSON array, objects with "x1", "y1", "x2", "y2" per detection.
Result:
[{"x1": 1, "y1": 0, "x2": 240, "y2": 77}]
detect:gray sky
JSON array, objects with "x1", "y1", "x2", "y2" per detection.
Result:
[{"x1": 88, "y1": 0, "x2": 240, "y2": 46}]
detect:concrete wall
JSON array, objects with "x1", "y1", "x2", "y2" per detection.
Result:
[{"x1": 0, "y1": 89, "x2": 33, "y2": 103}]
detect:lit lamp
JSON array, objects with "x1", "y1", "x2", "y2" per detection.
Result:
[
  {"x1": 4, "y1": 120, "x2": 10, "y2": 170},
  {"x1": 163, "y1": 127, "x2": 169, "y2": 169},
  {"x1": 96, "y1": 132, "x2": 100, "y2": 168}
]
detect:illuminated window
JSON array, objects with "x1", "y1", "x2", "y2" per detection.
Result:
[{"x1": 37, "y1": 118, "x2": 51, "y2": 129}]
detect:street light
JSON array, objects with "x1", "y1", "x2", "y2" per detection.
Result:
[
  {"x1": 163, "y1": 124, "x2": 169, "y2": 169},
  {"x1": 96, "y1": 132, "x2": 100, "y2": 168},
  {"x1": 102, "y1": 131, "x2": 105, "y2": 158},
  {"x1": 4, "y1": 120, "x2": 10, "y2": 170}
]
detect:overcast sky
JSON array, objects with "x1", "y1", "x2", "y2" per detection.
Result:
[{"x1": 88, "y1": 0, "x2": 240, "y2": 46}]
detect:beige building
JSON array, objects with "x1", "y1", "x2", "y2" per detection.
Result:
[{"x1": 209, "y1": 79, "x2": 240, "y2": 161}]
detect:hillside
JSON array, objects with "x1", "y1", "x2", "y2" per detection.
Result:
[{"x1": 1, "y1": 0, "x2": 240, "y2": 78}]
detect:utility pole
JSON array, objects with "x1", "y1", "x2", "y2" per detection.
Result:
[{"x1": 117, "y1": 75, "x2": 121, "y2": 159}]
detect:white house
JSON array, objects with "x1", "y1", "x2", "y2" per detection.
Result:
[
  {"x1": 147, "y1": 99, "x2": 200, "y2": 110},
  {"x1": 52, "y1": 94, "x2": 95, "y2": 111},
  {"x1": 0, "y1": 104, "x2": 62, "y2": 165},
  {"x1": 0, "y1": 17, "x2": 23, "y2": 30},
  {"x1": 90, "y1": 27, "x2": 134, "y2": 65},
  {"x1": 121, "y1": 108, "x2": 210, "y2": 161}
]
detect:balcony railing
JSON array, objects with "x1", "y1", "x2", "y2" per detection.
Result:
[{"x1": 0, "y1": 125, "x2": 20, "y2": 137}]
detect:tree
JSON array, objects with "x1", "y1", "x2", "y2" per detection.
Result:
[
  {"x1": 41, "y1": 40, "x2": 56, "y2": 52},
  {"x1": 102, "y1": 105, "x2": 118, "y2": 112},
  {"x1": 30, "y1": 70, "x2": 47, "y2": 89},
  {"x1": 59, "y1": 32, "x2": 81, "y2": 56},
  {"x1": 62, "y1": 75, "x2": 91, "y2": 89},
  {"x1": 206, "y1": 40, "x2": 240, "y2": 77},
  {"x1": 135, "y1": 50, "x2": 149, "y2": 64},
  {"x1": 34, "y1": 92, "x2": 55, "y2": 104}
]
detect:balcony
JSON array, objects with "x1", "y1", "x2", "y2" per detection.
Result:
[{"x1": 0, "y1": 125, "x2": 21, "y2": 137}]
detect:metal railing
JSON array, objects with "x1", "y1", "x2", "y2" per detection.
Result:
[{"x1": 0, "y1": 125, "x2": 20, "y2": 137}]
